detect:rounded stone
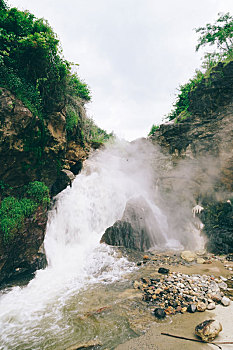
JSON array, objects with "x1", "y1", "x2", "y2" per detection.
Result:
[
  {"x1": 181, "y1": 251, "x2": 197, "y2": 262},
  {"x1": 154, "y1": 308, "x2": 166, "y2": 319},
  {"x1": 197, "y1": 302, "x2": 207, "y2": 312},
  {"x1": 195, "y1": 319, "x2": 222, "y2": 342},
  {"x1": 207, "y1": 302, "x2": 216, "y2": 310},
  {"x1": 221, "y1": 296, "x2": 230, "y2": 306},
  {"x1": 187, "y1": 304, "x2": 197, "y2": 313}
]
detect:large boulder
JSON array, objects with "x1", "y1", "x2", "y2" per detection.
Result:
[
  {"x1": 101, "y1": 196, "x2": 166, "y2": 251},
  {"x1": 195, "y1": 319, "x2": 222, "y2": 342},
  {"x1": 0, "y1": 205, "x2": 47, "y2": 284},
  {"x1": 200, "y1": 200, "x2": 233, "y2": 254},
  {"x1": 51, "y1": 169, "x2": 75, "y2": 197}
]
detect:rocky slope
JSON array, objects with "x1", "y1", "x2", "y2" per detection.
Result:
[
  {"x1": 0, "y1": 87, "x2": 99, "y2": 284},
  {"x1": 150, "y1": 60, "x2": 233, "y2": 253},
  {"x1": 0, "y1": 87, "x2": 90, "y2": 193}
]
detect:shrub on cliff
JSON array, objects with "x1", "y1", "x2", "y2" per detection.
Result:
[
  {"x1": 0, "y1": 181, "x2": 50, "y2": 243},
  {"x1": 26, "y1": 181, "x2": 50, "y2": 205},
  {"x1": 167, "y1": 70, "x2": 204, "y2": 121},
  {"x1": 0, "y1": 1, "x2": 91, "y2": 117},
  {"x1": 165, "y1": 12, "x2": 233, "y2": 122},
  {"x1": 148, "y1": 124, "x2": 159, "y2": 136}
]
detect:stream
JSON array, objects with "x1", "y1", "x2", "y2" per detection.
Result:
[{"x1": 0, "y1": 139, "x2": 201, "y2": 350}]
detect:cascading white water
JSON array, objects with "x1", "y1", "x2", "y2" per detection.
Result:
[{"x1": 0, "y1": 139, "x2": 196, "y2": 349}]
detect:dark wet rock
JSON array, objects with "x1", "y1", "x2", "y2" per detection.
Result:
[
  {"x1": 101, "y1": 196, "x2": 166, "y2": 251},
  {"x1": 187, "y1": 304, "x2": 197, "y2": 313},
  {"x1": 195, "y1": 319, "x2": 222, "y2": 342},
  {"x1": 158, "y1": 267, "x2": 169, "y2": 274},
  {"x1": 70, "y1": 160, "x2": 83, "y2": 175},
  {"x1": 153, "y1": 307, "x2": 166, "y2": 319},
  {"x1": 226, "y1": 254, "x2": 233, "y2": 261},
  {"x1": 141, "y1": 278, "x2": 148, "y2": 284},
  {"x1": 200, "y1": 201, "x2": 233, "y2": 254},
  {"x1": 151, "y1": 278, "x2": 160, "y2": 283},
  {"x1": 0, "y1": 205, "x2": 47, "y2": 284},
  {"x1": 51, "y1": 169, "x2": 75, "y2": 196}
]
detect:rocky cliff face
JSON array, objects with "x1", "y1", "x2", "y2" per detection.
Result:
[
  {"x1": 0, "y1": 88, "x2": 92, "y2": 284},
  {"x1": 150, "y1": 61, "x2": 233, "y2": 253},
  {"x1": 0, "y1": 87, "x2": 90, "y2": 193},
  {"x1": 151, "y1": 61, "x2": 233, "y2": 191},
  {"x1": 0, "y1": 205, "x2": 47, "y2": 284}
]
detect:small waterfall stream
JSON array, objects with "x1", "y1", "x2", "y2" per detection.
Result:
[{"x1": 0, "y1": 139, "x2": 198, "y2": 349}]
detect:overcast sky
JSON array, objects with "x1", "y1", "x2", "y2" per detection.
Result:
[{"x1": 10, "y1": 0, "x2": 233, "y2": 140}]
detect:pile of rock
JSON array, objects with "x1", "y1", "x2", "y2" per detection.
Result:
[
  {"x1": 136, "y1": 250, "x2": 214, "y2": 267},
  {"x1": 134, "y1": 271, "x2": 231, "y2": 319}
]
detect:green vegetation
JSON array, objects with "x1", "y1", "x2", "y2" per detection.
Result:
[
  {"x1": 148, "y1": 12, "x2": 233, "y2": 131},
  {"x1": 83, "y1": 117, "x2": 114, "y2": 144},
  {"x1": 0, "y1": 181, "x2": 49, "y2": 243},
  {"x1": 0, "y1": 0, "x2": 111, "y2": 158},
  {"x1": 26, "y1": 181, "x2": 50, "y2": 204},
  {"x1": 148, "y1": 124, "x2": 159, "y2": 136},
  {"x1": 196, "y1": 12, "x2": 233, "y2": 68},
  {"x1": 167, "y1": 70, "x2": 204, "y2": 121},
  {"x1": 0, "y1": 1, "x2": 112, "y2": 244},
  {"x1": 65, "y1": 106, "x2": 79, "y2": 133},
  {"x1": 0, "y1": 0, "x2": 91, "y2": 118},
  {"x1": 167, "y1": 12, "x2": 233, "y2": 122}
]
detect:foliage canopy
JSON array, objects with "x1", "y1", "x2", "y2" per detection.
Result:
[
  {"x1": 0, "y1": 2, "x2": 91, "y2": 117},
  {"x1": 195, "y1": 12, "x2": 233, "y2": 55},
  {"x1": 166, "y1": 12, "x2": 233, "y2": 122}
]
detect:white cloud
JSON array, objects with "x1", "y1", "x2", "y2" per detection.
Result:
[{"x1": 10, "y1": 0, "x2": 233, "y2": 140}]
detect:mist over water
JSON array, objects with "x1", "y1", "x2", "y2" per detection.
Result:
[{"x1": 0, "y1": 139, "x2": 204, "y2": 349}]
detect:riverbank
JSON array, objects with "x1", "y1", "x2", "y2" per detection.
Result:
[
  {"x1": 116, "y1": 251, "x2": 233, "y2": 350},
  {"x1": 116, "y1": 303, "x2": 233, "y2": 350}
]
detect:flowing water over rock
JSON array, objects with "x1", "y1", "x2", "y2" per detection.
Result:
[{"x1": 0, "y1": 140, "x2": 203, "y2": 349}]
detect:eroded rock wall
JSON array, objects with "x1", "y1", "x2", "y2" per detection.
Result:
[
  {"x1": 0, "y1": 88, "x2": 91, "y2": 283},
  {"x1": 150, "y1": 61, "x2": 233, "y2": 253}
]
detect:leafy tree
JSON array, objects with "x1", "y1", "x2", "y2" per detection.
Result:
[
  {"x1": 0, "y1": 0, "x2": 7, "y2": 10},
  {"x1": 0, "y1": 3, "x2": 91, "y2": 116},
  {"x1": 166, "y1": 13, "x2": 233, "y2": 122},
  {"x1": 195, "y1": 12, "x2": 233, "y2": 66}
]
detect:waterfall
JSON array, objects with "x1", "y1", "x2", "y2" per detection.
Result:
[{"x1": 0, "y1": 139, "x2": 197, "y2": 349}]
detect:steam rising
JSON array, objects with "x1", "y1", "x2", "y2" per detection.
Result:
[{"x1": 0, "y1": 137, "x2": 225, "y2": 348}]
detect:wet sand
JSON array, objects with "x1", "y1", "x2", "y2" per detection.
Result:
[{"x1": 116, "y1": 304, "x2": 233, "y2": 350}]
